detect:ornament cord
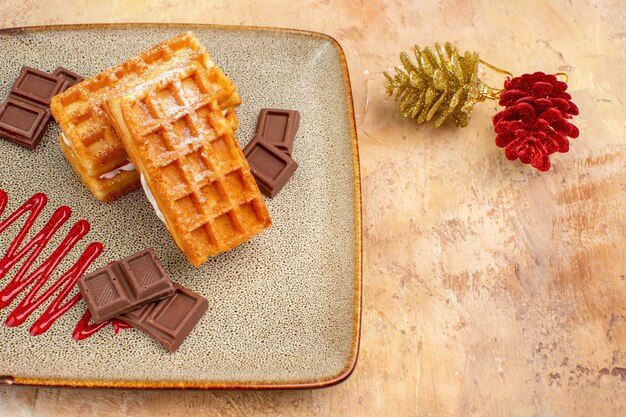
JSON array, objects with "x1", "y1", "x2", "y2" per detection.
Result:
[{"x1": 477, "y1": 59, "x2": 513, "y2": 100}]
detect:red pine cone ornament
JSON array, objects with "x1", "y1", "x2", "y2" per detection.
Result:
[{"x1": 493, "y1": 72, "x2": 579, "y2": 171}]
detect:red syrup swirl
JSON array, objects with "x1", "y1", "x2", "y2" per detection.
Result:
[{"x1": 0, "y1": 189, "x2": 119, "y2": 338}]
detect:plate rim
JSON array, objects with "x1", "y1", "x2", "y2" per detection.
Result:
[{"x1": 0, "y1": 22, "x2": 362, "y2": 390}]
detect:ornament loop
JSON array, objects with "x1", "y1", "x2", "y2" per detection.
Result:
[
  {"x1": 477, "y1": 59, "x2": 512, "y2": 101},
  {"x1": 553, "y1": 72, "x2": 569, "y2": 83}
]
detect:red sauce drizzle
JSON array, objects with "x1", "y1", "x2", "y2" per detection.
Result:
[
  {"x1": 72, "y1": 310, "x2": 131, "y2": 341},
  {"x1": 0, "y1": 189, "x2": 121, "y2": 339}
]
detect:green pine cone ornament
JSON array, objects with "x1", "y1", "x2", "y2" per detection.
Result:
[{"x1": 384, "y1": 42, "x2": 488, "y2": 128}]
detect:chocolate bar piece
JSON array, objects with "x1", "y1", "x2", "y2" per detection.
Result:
[
  {"x1": 120, "y1": 284, "x2": 208, "y2": 352},
  {"x1": 53, "y1": 67, "x2": 84, "y2": 92},
  {"x1": 0, "y1": 97, "x2": 51, "y2": 149},
  {"x1": 0, "y1": 66, "x2": 84, "y2": 149},
  {"x1": 78, "y1": 248, "x2": 175, "y2": 323},
  {"x1": 256, "y1": 108, "x2": 300, "y2": 156},
  {"x1": 10, "y1": 66, "x2": 66, "y2": 106},
  {"x1": 243, "y1": 134, "x2": 298, "y2": 198}
]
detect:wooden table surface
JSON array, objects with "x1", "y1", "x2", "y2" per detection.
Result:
[{"x1": 1, "y1": 1, "x2": 625, "y2": 416}]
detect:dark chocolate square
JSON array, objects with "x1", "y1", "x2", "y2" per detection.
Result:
[
  {"x1": 243, "y1": 135, "x2": 298, "y2": 198},
  {"x1": 10, "y1": 66, "x2": 66, "y2": 106},
  {"x1": 256, "y1": 108, "x2": 300, "y2": 156},
  {"x1": 120, "y1": 284, "x2": 208, "y2": 352},
  {"x1": 120, "y1": 250, "x2": 171, "y2": 300},
  {"x1": 52, "y1": 66, "x2": 84, "y2": 92},
  {"x1": 0, "y1": 97, "x2": 51, "y2": 149}
]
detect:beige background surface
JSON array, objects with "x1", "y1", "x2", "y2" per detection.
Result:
[{"x1": 0, "y1": 0, "x2": 625, "y2": 416}]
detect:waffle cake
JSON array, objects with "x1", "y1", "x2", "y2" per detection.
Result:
[
  {"x1": 106, "y1": 62, "x2": 272, "y2": 266},
  {"x1": 50, "y1": 31, "x2": 241, "y2": 202}
]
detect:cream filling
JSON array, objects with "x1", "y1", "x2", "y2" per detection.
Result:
[
  {"x1": 61, "y1": 132, "x2": 71, "y2": 147},
  {"x1": 63, "y1": 132, "x2": 135, "y2": 181},
  {"x1": 98, "y1": 161, "x2": 136, "y2": 180},
  {"x1": 140, "y1": 173, "x2": 165, "y2": 224}
]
